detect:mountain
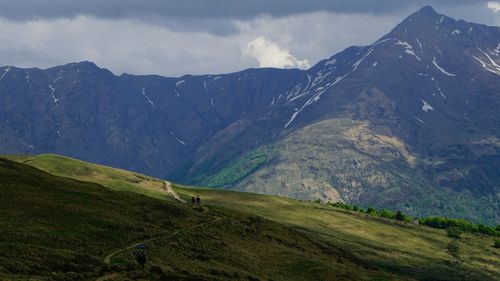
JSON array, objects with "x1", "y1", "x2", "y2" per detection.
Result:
[
  {"x1": 0, "y1": 6, "x2": 498, "y2": 224},
  {"x1": 1, "y1": 155, "x2": 499, "y2": 280}
]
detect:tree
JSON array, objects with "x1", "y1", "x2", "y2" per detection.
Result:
[
  {"x1": 477, "y1": 224, "x2": 496, "y2": 236},
  {"x1": 380, "y1": 209, "x2": 396, "y2": 219},
  {"x1": 395, "y1": 211, "x2": 405, "y2": 221},
  {"x1": 366, "y1": 207, "x2": 378, "y2": 216}
]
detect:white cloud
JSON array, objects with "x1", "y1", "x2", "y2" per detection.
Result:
[
  {"x1": 487, "y1": 1, "x2": 500, "y2": 12},
  {"x1": 245, "y1": 36, "x2": 310, "y2": 69}
]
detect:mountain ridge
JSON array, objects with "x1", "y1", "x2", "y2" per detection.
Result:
[{"x1": 0, "y1": 6, "x2": 498, "y2": 223}]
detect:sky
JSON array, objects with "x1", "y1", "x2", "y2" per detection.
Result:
[{"x1": 0, "y1": 0, "x2": 498, "y2": 77}]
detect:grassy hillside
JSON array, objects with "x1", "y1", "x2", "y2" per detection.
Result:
[
  {"x1": 3, "y1": 154, "x2": 169, "y2": 200},
  {"x1": 2, "y1": 155, "x2": 499, "y2": 280},
  {"x1": 0, "y1": 157, "x2": 407, "y2": 281},
  {"x1": 174, "y1": 185, "x2": 500, "y2": 281}
]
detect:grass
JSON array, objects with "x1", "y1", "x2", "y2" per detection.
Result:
[
  {"x1": 0, "y1": 157, "x2": 405, "y2": 281},
  {"x1": 174, "y1": 185, "x2": 500, "y2": 281},
  {"x1": 190, "y1": 145, "x2": 272, "y2": 188},
  {"x1": 3, "y1": 154, "x2": 170, "y2": 200},
  {"x1": 0, "y1": 157, "x2": 198, "y2": 280},
  {"x1": 2, "y1": 154, "x2": 499, "y2": 280}
]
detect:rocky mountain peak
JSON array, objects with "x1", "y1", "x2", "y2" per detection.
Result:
[{"x1": 386, "y1": 5, "x2": 464, "y2": 40}]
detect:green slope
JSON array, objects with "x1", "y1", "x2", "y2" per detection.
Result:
[
  {"x1": 0, "y1": 157, "x2": 407, "y2": 281},
  {"x1": 174, "y1": 186, "x2": 500, "y2": 281},
  {"x1": 3, "y1": 154, "x2": 169, "y2": 200},
  {"x1": 2, "y1": 155, "x2": 499, "y2": 280}
]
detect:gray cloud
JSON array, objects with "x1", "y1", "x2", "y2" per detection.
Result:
[
  {"x1": 0, "y1": 0, "x2": 490, "y2": 21},
  {"x1": 0, "y1": 1, "x2": 497, "y2": 77}
]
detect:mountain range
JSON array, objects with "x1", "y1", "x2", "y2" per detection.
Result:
[{"x1": 0, "y1": 6, "x2": 498, "y2": 224}]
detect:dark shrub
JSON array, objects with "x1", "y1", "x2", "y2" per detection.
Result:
[
  {"x1": 447, "y1": 227, "x2": 463, "y2": 238},
  {"x1": 395, "y1": 211, "x2": 405, "y2": 221},
  {"x1": 494, "y1": 240, "x2": 500, "y2": 248},
  {"x1": 379, "y1": 209, "x2": 396, "y2": 220},
  {"x1": 366, "y1": 207, "x2": 378, "y2": 216},
  {"x1": 447, "y1": 240, "x2": 460, "y2": 257}
]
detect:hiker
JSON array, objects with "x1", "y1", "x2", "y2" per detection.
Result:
[
  {"x1": 196, "y1": 195, "x2": 201, "y2": 205},
  {"x1": 191, "y1": 196, "x2": 196, "y2": 204},
  {"x1": 135, "y1": 251, "x2": 146, "y2": 270}
]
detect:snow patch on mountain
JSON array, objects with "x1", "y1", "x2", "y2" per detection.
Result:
[
  {"x1": 170, "y1": 131, "x2": 186, "y2": 146},
  {"x1": 435, "y1": 84, "x2": 447, "y2": 99},
  {"x1": 48, "y1": 84, "x2": 59, "y2": 104},
  {"x1": 432, "y1": 57, "x2": 456, "y2": 76},
  {"x1": 396, "y1": 41, "x2": 421, "y2": 61},
  {"x1": 141, "y1": 88, "x2": 155, "y2": 107},
  {"x1": 472, "y1": 48, "x2": 500, "y2": 75},
  {"x1": 414, "y1": 116, "x2": 425, "y2": 124},
  {"x1": 421, "y1": 100, "x2": 434, "y2": 112},
  {"x1": 0, "y1": 66, "x2": 11, "y2": 80}
]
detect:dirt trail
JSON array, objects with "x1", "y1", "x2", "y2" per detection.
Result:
[
  {"x1": 95, "y1": 206, "x2": 219, "y2": 280},
  {"x1": 95, "y1": 273, "x2": 118, "y2": 281},
  {"x1": 164, "y1": 180, "x2": 186, "y2": 203}
]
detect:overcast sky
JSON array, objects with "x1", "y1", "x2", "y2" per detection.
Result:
[{"x1": 0, "y1": 0, "x2": 498, "y2": 77}]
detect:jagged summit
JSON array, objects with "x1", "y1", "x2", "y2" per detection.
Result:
[
  {"x1": 407, "y1": 5, "x2": 446, "y2": 22},
  {"x1": 386, "y1": 5, "x2": 455, "y2": 37},
  {"x1": 416, "y1": 5, "x2": 440, "y2": 16}
]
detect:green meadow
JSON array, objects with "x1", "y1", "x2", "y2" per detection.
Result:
[{"x1": 2, "y1": 154, "x2": 499, "y2": 280}]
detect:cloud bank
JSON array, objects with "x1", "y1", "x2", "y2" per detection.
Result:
[{"x1": 0, "y1": 1, "x2": 497, "y2": 76}]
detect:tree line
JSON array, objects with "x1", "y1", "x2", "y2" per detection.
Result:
[{"x1": 323, "y1": 201, "x2": 500, "y2": 237}]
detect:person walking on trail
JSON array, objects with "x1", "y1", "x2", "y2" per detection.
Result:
[
  {"x1": 135, "y1": 251, "x2": 146, "y2": 270},
  {"x1": 191, "y1": 196, "x2": 196, "y2": 204},
  {"x1": 196, "y1": 195, "x2": 201, "y2": 205}
]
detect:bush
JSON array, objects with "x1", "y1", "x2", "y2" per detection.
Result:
[
  {"x1": 494, "y1": 240, "x2": 500, "y2": 249},
  {"x1": 327, "y1": 202, "x2": 499, "y2": 237},
  {"x1": 403, "y1": 216, "x2": 413, "y2": 223},
  {"x1": 366, "y1": 207, "x2": 378, "y2": 216},
  {"x1": 477, "y1": 224, "x2": 496, "y2": 236},
  {"x1": 447, "y1": 240, "x2": 460, "y2": 257},
  {"x1": 395, "y1": 211, "x2": 405, "y2": 221},
  {"x1": 379, "y1": 209, "x2": 396, "y2": 220},
  {"x1": 447, "y1": 227, "x2": 463, "y2": 239}
]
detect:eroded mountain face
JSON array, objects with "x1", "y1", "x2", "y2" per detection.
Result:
[{"x1": 0, "y1": 6, "x2": 498, "y2": 223}]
